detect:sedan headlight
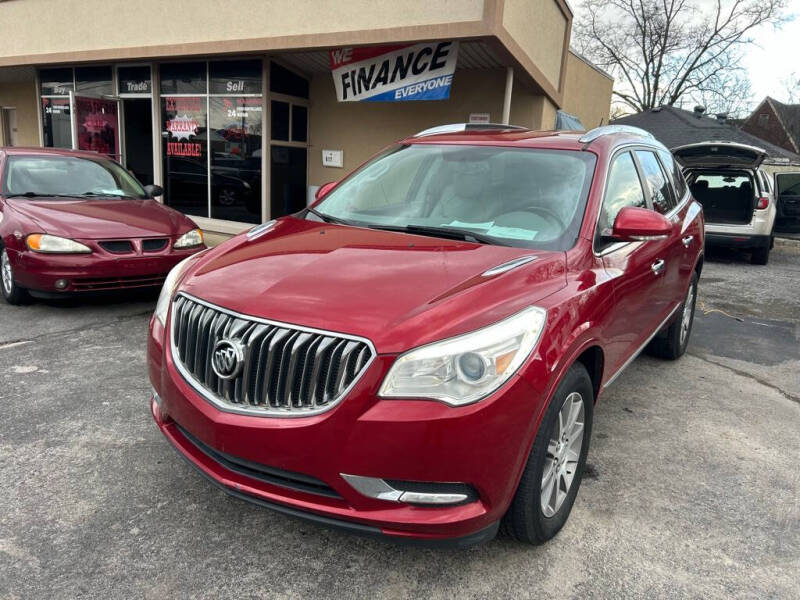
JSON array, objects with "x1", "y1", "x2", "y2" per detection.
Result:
[
  {"x1": 26, "y1": 234, "x2": 91, "y2": 254},
  {"x1": 379, "y1": 306, "x2": 547, "y2": 406},
  {"x1": 174, "y1": 228, "x2": 203, "y2": 249},
  {"x1": 154, "y1": 255, "x2": 198, "y2": 326}
]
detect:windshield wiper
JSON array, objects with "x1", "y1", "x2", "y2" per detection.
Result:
[
  {"x1": 371, "y1": 224, "x2": 510, "y2": 246},
  {"x1": 77, "y1": 192, "x2": 136, "y2": 198},
  {"x1": 5, "y1": 192, "x2": 77, "y2": 198},
  {"x1": 304, "y1": 207, "x2": 354, "y2": 226}
]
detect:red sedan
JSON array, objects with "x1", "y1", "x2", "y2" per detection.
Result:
[
  {"x1": 148, "y1": 124, "x2": 704, "y2": 546},
  {"x1": 0, "y1": 147, "x2": 206, "y2": 304}
]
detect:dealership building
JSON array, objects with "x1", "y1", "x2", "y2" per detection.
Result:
[{"x1": 0, "y1": 0, "x2": 612, "y2": 241}]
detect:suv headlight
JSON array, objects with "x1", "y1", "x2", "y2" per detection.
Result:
[
  {"x1": 378, "y1": 306, "x2": 547, "y2": 406},
  {"x1": 154, "y1": 255, "x2": 199, "y2": 326},
  {"x1": 26, "y1": 234, "x2": 91, "y2": 254},
  {"x1": 174, "y1": 228, "x2": 203, "y2": 249}
]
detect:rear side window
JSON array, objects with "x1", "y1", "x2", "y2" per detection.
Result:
[
  {"x1": 596, "y1": 152, "x2": 646, "y2": 245},
  {"x1": 759, "y1": 170, "x2": 772, "y2": 195},
  {"x1": 658, "y1": 150, "x2": 688, "y2": 202},
  {"x1": 635, "y1": 150, "x2": 675, "y2": 214}
]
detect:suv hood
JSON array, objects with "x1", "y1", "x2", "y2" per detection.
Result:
[
  {"x1": 179, "y1": 218, "x2": 567, "y2": 353},
  {"x1": 6, "y1": 197, "x2": 190, "y2": 239},
  {"x1": 672, "y1": 141, "x2": 767, "y2": 169}
]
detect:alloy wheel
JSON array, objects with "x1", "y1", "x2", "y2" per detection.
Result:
[
  {"x1": 1, "y1": 250, "x2": 13, "y2": 295},
  {"x1": 541, "y1": 392, "x2": 585, "y2": 518},
  {"x1": 680, "y1": 281, "x2": 695, "y2": 347}
]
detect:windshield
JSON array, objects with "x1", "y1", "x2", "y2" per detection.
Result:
[
  {"x1": 313, "y1": 144, "x2": 596, "y2": 250},
  {"x1": 1, "y1": 155, "x2": 147, "y2": 199}
]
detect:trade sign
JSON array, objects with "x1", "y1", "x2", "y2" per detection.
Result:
[{"x1": 330, "y1": 41, "x2": 459, "y2": 102}]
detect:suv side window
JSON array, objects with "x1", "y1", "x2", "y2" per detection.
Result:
[
  {"x1": 596, "y1": 151, "x2": 646, "y2": 249},
  {"x1": 635, "y1": 150, "x2": 675, "y2": 214},
  {"x1": 759, "y1": 170, "x2": 772, "y2": 195},
  {"x1": 658, "y1": 149, "x2": 687, "y2": 202}
]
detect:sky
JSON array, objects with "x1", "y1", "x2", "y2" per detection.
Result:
[
  {"x1": 571, "y1": 0, "x2": 800, "y2": 111},
  {"x1": 742, "y1": 11, "x2": 800, "y2": 104}
]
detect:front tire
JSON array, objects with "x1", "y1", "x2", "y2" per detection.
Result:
[
  {"x1": 648, "y1": 272, "x2": 697, "y2": 360},
  {"x1": 1, "y1": 248, "x2": 30, "y2": 305},
  {"x1": 502, "y1": 363, "x2": 594, "y2": 544}
]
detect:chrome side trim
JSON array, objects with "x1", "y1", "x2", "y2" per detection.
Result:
[
  {"x1": 169, "y1": 292, "x2": 377, "y2": 418},
  {"x1": 246, "y1": 220, "x2": 276, "y2": 240},
  {"x1": 481, "y1": 255, "x2": 538, "y2": 277},
  {"x1": 602, "y1": 302, "x2": 682, "y2": 389}
]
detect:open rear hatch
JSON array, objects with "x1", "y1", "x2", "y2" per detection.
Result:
[
  {"x1": 673, "y1": 142, "x2": 766, "y2": 225},
  {"x1": 672, "y1": 141, "x2": 767, "y2": 169}
]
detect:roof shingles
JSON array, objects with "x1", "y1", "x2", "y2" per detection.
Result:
[{"x1": 612, "y1": 106, "x2": 800, "y2": 164}]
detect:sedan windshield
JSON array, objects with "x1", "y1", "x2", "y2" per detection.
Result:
[
  {"x1": 314, "y1": 144, "x2": 596, "y2": 250},
  {"x1": 1, "y1": 155, "x2": 147, "y2": 199}
]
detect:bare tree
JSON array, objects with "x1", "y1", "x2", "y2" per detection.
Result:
[
  {"x1": 574, "y1": 0, "x2": 787, "y2": 116},
  {"x1": 781, "y1": 72, "x2": 800, "y2": 103}
]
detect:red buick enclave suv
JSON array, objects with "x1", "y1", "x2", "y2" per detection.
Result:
[{"x1": 148, "y1": 124, "x2": 704, "y2": 546}]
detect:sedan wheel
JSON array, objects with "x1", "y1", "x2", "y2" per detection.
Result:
[
  {"x1": 1, "y1": 249, "x2": 30, "y2": 305},
  {"x1": 541, "y1": 392, "x2": 585, "y2": 517},
  {"x1": 503, "y1": 363, "x2": 593, "y2": 544}
]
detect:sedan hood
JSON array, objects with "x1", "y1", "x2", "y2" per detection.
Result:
[
  {"x1": 6, "y1": 197, "x2": 191, "y2": 239},
  {"x1": 672, "y1": 141, "x2": 767, "y2": 169},
  {"x1": 180, "y1": 218, "x2": 567, "y2": 353}
]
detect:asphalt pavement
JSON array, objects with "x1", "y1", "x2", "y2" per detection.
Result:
[{"x1": 1, "y1": 242, "x2": 798, "y2": 599}]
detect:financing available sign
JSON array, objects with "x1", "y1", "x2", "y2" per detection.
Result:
[{"x1": 330, "y1": 41, "x2": 459, "y2": 102}]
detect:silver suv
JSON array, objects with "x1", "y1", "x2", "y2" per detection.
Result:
[{"x1": 673, "y1": 142, "x2": 776, "y2": 265}]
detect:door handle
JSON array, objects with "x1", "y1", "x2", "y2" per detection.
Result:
[
  {"x1": 682, "y1": 235, "x2": 694, "y2": 248},
  {"x1": 651, "y1": 259, "x2": 665, "y2": 275}
]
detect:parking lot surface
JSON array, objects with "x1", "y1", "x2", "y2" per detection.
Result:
[{"x1": 1, "y1": 242, "x2": 798, "y2": 599}]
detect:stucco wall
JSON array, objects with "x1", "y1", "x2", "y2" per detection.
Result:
[
  {"x1": 307, "y1": 68, "x2": 554, "y2": 186},
  {"x1": 561, "y1": 51, "x2": 613, "y2": 129},
  {"x1": 0, "y1": 0, "x2": 484, "y2": 61},
  {"x1": 0, "y1": 80, "x2": 39, "y2": 146},
  {"x1": 502, "y1": 0, "x2": 567, "y2": 87}
]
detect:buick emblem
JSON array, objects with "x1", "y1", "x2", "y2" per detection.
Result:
[{"x1": 212, "y1": 339, "x2": 244, "y2": 380}]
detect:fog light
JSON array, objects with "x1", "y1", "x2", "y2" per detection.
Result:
[
  {"x1": 340, "y1": 474, "x2": 477, "y2": 505},
  {"x1": 54, "y1": 279, "x2": 69, "y2": 290}
]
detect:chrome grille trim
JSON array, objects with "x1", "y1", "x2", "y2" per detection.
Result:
[{"x1": 169, "y1": 293, "x2": 377, "y2": 417}]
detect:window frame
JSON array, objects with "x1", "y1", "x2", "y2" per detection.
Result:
[
  {"x1": 593, "y1": 147, "x2": 652, "y2": 254},
  {"x1": 634, "y1": 149, "x2": 677, "y2": 215}
]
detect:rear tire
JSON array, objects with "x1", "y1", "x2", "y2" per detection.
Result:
[
  {"x1": 1, "y1": 248, "x2": 30, "y2": 305},
  {"x1": 502, "y1": 363, "x2": 593, "y2": 544},
  {"x1": 648, "y1": 272, "x2": 697, "y2": 360},
  {"x1": 751, "y1": 245, "x2": 769, "y2": 265}
]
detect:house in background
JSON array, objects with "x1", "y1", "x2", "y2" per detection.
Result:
[
  {"x1": 740, "y1": 97, "x2": 800, "y2": 155},
  {"x1": 612, "y1": 105, "x2": 800, "y2": 170}
]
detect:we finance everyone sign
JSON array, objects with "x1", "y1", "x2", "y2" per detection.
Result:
[{"x1": 330, "y1": 41, "x2": 459, "y2": 102}]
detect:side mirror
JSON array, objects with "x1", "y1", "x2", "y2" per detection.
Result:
[
  {"x1": 315, "y1": 181, "x2": 337, "y2": 202},
  {"x1": 611, "y1": 206, "x2": 672, "y2": 241},
  {"x1": 144, "y1": 184, "x2": 164, "y2": 198}
]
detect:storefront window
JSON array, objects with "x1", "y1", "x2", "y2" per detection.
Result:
[
  {"x1": 40, "y1": 68, "x2": 74, "y2": 95},
  {"x1": 75, "y1": 66, "x2": 113, "y2": 96},
  {"x1": 270, "y1": 62, "x2": 309, "y2": 98},
  {"x1": 209, "y1": 97, "x2": 263, "y2": 223},
  {"x1": 160, "y1": 62, "x2": 207, "y2": 95},
  {"x1": 162, "y1": 96, "x2": 208, "y2": 218},
  {"x1": 271, "y1": 101, "x2": 290, "y2": 141},
  {"x1": 292, "y1": 105, "x2": 308, "y2": 142},
  {"x1": 209, "y1": 59, "x2": 262, "y2": 95},
  {"x1": 118, "y1": 66, "x2": 152, "y2": 95},
  {"x1": 41, "y1": 98, "x2": 72, "y2": 148}
]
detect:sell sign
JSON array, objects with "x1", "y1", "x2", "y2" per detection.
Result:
[{"x1": 330, "y1": 41, "x2": 459, "y2": 102}]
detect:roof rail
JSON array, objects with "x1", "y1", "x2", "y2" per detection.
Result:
[
  {"x1": 579, "y1": 125, "x2": 654, "y2": 144},
  {"x1": 413, "y1": 123, "x2": 527, "y2": 137}
]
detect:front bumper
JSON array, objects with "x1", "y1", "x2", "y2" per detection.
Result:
[
  {"x1": 148, "y1": 315, "x2": 548, "y2": 545},
  {"x1": 10, "y1": 246, "x2": 204, "y2": 293}
]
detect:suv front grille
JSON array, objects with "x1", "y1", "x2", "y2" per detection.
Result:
[{"x1": 170, "y1": 294, "x2": 375, "y2": 416}]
